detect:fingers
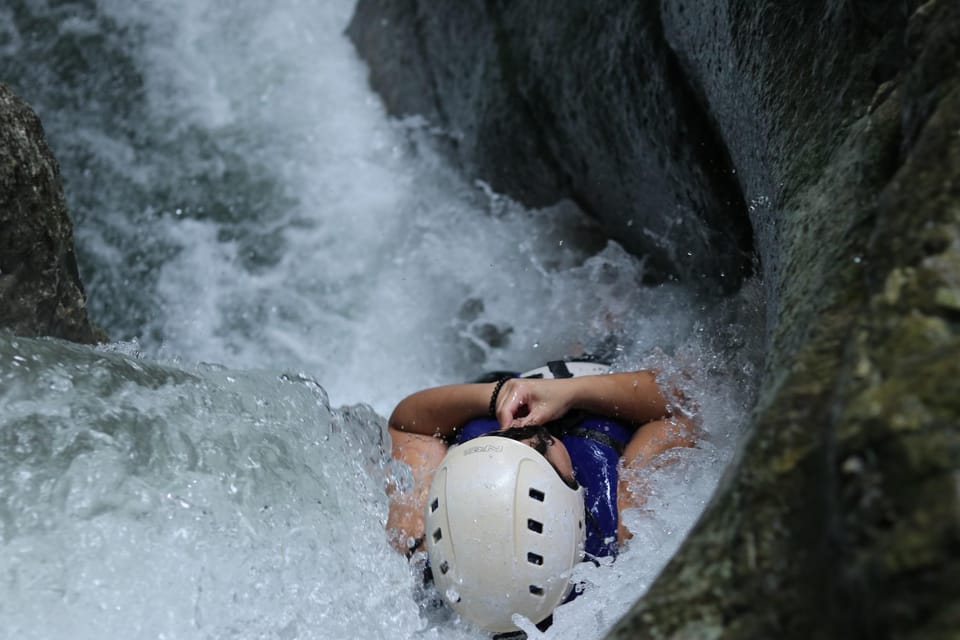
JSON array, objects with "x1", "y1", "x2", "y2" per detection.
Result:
[
  {"x1": 495, "y1": 381, "x2": 527, "y2": 428},
  {"x1": 495, "y1": 379, "x2": 564, "y2": 428},
  {"x1": 495, "y1": 379, "x2": 539, "y2": 428}
]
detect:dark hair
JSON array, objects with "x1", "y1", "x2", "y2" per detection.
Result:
[
  {"x1": 483, "y1": 425, "x2": 579, "y2": 489},
  {"x1": 482, "y1": 424, "x2": 553, "y2": 454}
]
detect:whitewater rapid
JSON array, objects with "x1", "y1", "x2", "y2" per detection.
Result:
[{"x1": 0, "y1": 1, "x2": 764, "y2": 638}]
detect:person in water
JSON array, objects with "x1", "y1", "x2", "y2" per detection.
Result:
[{"x1": 386, "y1": 361, "x2": 697, "y2": 634}]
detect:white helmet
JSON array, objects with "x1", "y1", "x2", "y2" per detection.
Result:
[{"x1": 424, "y1": 436, "x2": 586, "y2": 633}]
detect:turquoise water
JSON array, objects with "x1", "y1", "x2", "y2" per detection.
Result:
[{"x1": 0, "y1": 1, "x2": 764, "y2": 638}]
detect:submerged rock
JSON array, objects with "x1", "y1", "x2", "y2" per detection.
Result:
[
  {"x1": 0, "y1": 83, "x2": 104, "y2": 343},
  {"x1": 348, "y1": 1, "x2": 960, "y2": 637}
]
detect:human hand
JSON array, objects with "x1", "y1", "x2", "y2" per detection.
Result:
[{"x1": 494, "y1": 378, "x2": 574, "y2": 429}]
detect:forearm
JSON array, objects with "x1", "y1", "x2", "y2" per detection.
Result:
[
  {"x1": 617, "y1": 413, "x2": 698, "y2": 543},
  {"x1": 385, "y1": 427, "x2": 447, "y2": 554},
  {"x1": 386, "y1": 383, "x2": 496, "y2": 553},
  {"x1": 389, "y1": 382, "x2": 497, "y2": 438},
  {"x1": 565, "y1": 371, "x2": 671, "y2": 425},
  {"x1": 492, "y1": 369, "x2": 680, "y2": 428}
]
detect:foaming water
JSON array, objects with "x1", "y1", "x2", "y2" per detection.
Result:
[
  {"x1": 0, "y1": 337, "x2": 431, "y2": 640},
  {"x1": 0, "y1": 0, "x2": 764, "y2": 638},
  {"x1": 87, "y1": 0, "x2": 673, "y2": 413}
]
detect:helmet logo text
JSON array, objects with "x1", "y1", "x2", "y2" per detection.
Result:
[{"x1": 462, "y1": 444, "x2": 503, "y2": 456}]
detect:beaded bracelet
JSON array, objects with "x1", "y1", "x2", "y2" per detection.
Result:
[{"x1": 488, "y1": 375, "x2": 511, "y2": 417}]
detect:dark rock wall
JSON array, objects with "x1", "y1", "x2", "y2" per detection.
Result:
[
  {"x1": 661, "y1": 2, "x2": 910, "y2": 359},
  {"x1": 347, "y1": 0, "x2": 755, "y2": 291},
  {"x1": 348, "y1": 1, "x2": 960, "y2": 638},
  {"x1": 0, "y1": 83, "x2": 103, "y2": 343},
  {"x1": 620, "y1": 4, "x2": 960, "y2": 632}
]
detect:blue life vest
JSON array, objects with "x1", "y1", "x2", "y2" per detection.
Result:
[{"x1": 455, "y1": 414, "x2": 632, "y2": 559}]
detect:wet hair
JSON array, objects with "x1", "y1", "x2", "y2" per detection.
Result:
[
  {"x1": 485, "y1": 424, "x2": 554, "y2": 454},
  {"x1": 483, "y1": 425, "x2": 579, "y2": 490}
]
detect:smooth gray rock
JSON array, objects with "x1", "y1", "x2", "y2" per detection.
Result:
[
  {"x1": 0, "y1": 83, "x2": 104, "y2": 343},
  {"x1": 347, "y1": 0, "x2": 755, "y2": 292}
]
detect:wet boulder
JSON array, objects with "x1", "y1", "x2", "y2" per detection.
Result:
[
  {"x1": 0, "y1": 83, "x2": 104, "y2": 343},
  {"x1": 346, "y1": 0, "x2": 755, "y2": 292}
]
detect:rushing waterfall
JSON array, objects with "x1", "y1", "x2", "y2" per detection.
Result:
[{"x1": 0, "y1": 1, "x2": 763, "y2": 638}]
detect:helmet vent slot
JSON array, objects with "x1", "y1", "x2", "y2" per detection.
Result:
[
  {"x1": 432, "y1": 527, "x2": 443, "y2": 542},
  {"x1": 527, "y1": 519, "x2": 543, "y2": 534},
  {"x1": 430, "y1": 498, "x2": 439, "y2": 513},
  {"x1": 529, "y1": 488, "x2": 545, "y2": 502},
  {"x1": 529, "y1": 585, "x2": 544, "y2": 596},
  {"x1": 527, "y1": 552, "x2": 543, "y2": 566},
  {"x1": 439, "y1": 560, "x2": 449, "y2": 575}
]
